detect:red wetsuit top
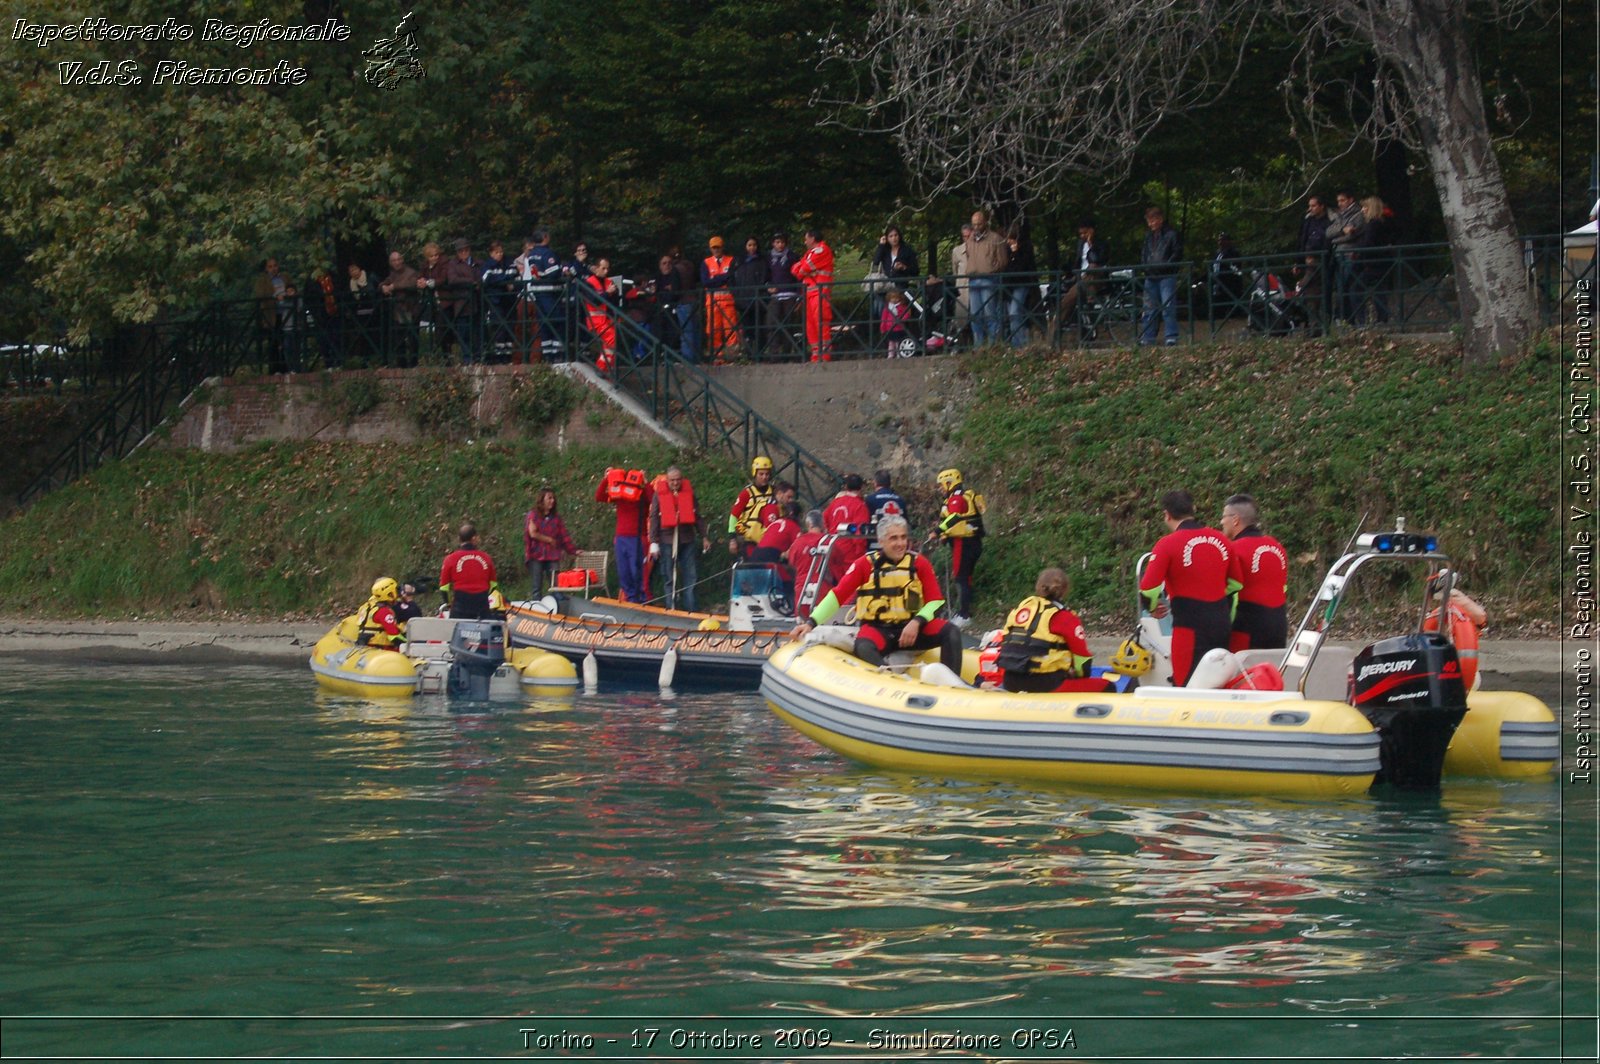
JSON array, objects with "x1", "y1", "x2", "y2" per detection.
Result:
[
  {"x1": 440, "y1": 547, "x2": 497, "y2": 594},
  {"x1": 1231, "y1": 528, "x2": 1288, "y2": 607},
  {"x1": 824, "y1": 492, "x2": 871, "y2": 573},
  {"x1": 1140, "y1": 520, "x2": 1238, "y2": 603},
  {"x1": 758, "y1": 516, "x2": 800, "y2": 554},
  {"x1": 596, "y1": 478, "x2": 652, "y2": 538}
]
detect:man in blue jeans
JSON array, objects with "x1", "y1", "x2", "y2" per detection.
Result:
[
  {"x1": 963, "y1": 209, "x2": 1010, "y2": 345},
  {"x1": 1139, "y1": 206, "x2": 1184, "y2": 346}
]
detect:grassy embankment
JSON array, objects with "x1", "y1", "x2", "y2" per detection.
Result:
[
  {"x1": 947, "y1": 332, "x2": 1561, "y2": 634},
  {"x1": 0, "y1": 332, "x2": 1564, "y2": 631}
]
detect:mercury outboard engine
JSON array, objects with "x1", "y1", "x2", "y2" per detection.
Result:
[
  {"x1": 448, "y1": 620, "x2": 507, "y2": 699},
  {"x1": 1348, "y1": 632, "x2": 1468, "y2": 790}
]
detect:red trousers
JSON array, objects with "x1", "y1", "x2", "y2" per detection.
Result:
[
  {"x1": 803, "y1": 287, "x2": 832, "y2": 361},
  {"x1": 705, "y1": 292, "x2": 738, "y2": 360}
]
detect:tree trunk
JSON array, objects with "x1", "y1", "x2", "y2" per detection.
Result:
[{"x1": 1370, "y1": 0, "x2": 1536, "y2": 366}]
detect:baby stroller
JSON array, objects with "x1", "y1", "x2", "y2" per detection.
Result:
[
  {"x1": 906, "y1": 285, "x2": 958, "y2": 355},
  {"x1": 1246, "y1": 270, "x2": 1311, "y2": 336}
]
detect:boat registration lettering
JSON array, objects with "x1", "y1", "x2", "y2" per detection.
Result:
[{"x1": 1116, "y1": 706, "x2": 1174, "y2": 722}]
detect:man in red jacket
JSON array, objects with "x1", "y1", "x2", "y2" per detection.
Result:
[
  {"x1": 791, "y1": 228, "x2": 834, "y2": 362},
  {"x1": 1220, "y1": 493, "x2": 1289, "y2": 651},
  {"x1": 439, "y1": 523, "x2": 498, "y2": 619},
  {"x1": 1139, "y1": 490, "x2": 1241, "y2": 686},
  {"x1": 823, "y1": 473, "x2": 871, "y2": 577},
  {"x1": 596, "y1": 468, "x2": 653, "y2": 603}
]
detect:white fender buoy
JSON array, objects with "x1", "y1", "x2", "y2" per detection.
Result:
[
  {"x1": 918, "y1": 663, "x2": 970, "y2": 689},
  {"x1": 582, "y1": 650, "x2": 599, "y2": 691},
  {"x1": 658, "y1": 646, "x2": 678, "y2": 689}
]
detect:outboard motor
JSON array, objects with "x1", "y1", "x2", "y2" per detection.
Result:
[
  {"x1": 448, "y1": 620, "x2": 507, "y2": 699},
  {"x1": 1348, "y1": 632, "x2": 1468, "y2": 790}
]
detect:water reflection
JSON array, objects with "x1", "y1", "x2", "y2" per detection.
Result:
[
  {"x1": 2, "y1": 664, "x2": 1581, "y2": 1056},
  {"x1": 735, "y1": 772, "x2": 1564, "y2": 997}
]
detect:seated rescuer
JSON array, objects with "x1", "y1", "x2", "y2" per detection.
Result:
[
  {"x1": 393, "y1": 583, "x2": 425, "y2": 623},
  {"x1": 789, "y1": 515, "x2": 964, "y2": 675},
  {"x1": 995, "y1": 568, "x2": 1117, "y2": 693},
  {"x1": 356, "y1": 577, "x2": 406, "y2": 650}
]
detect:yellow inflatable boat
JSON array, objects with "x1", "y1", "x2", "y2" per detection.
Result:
[
  {"x1": 763, "y1": 523, "x2": 1559, "y2": 797},
  {"x1": 310, "y1": 615, "x2": 577, "y2": 699},
  {"x1": 761, "y1": 643, "x2": 1556, "y2": 798}
]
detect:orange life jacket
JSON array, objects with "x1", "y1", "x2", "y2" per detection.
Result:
[
  {"x1": 604, "y1": 467, "x2": 648, "y2": 503},
  {"x1": 652, "y1": 474, "x2": 698, "y2": 529}
]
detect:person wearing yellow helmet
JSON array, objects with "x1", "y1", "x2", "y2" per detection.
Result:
[
  {"x1": 355, "y1": 576, "x2": 405, "y2": 650},
  {"x1": 929, "y1": 467, "x2": 985, "y2": 626},
  {"x1": 728, "y1": 455, "x2": 776, "y2": 559},
  {"x1": 993, "y1": 568, "x2": 1116, "y2": 693}
]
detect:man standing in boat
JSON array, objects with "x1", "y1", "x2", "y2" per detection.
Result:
[
  {"x1": 439, "y1": 524, "x2": 499, "y2": 620},
  {"x1": 648, "y1": 465, "x2": 712, "y2": 611},
  {"x1": 1220, "y1": 493, "x2": 1290, "y2": 651},
  {"x1": 597, "y1": 468, "x2": 653, "y2": 603},
  {"x1": 929, "y1": 467, "x2": 985, "y2": 627},
  {"x1": 824, "y1": 473, "x2": 872, "y2": 577},
  {"x1": 789, "y1": 515, "x2": 963, "y2": 675},
  {"x1": 1140, "y1": 491, "x2": 1240, "y2": 686},
  {"x1": 728, "y1": 455, "x2": 776, "y2": 561}
]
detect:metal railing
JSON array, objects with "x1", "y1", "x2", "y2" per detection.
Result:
[
  {"x1": 13, "y1": 232, "x2": 1590, "y2": 508},
  {"x1": 578, "y1": 284, "x2": 845, "y2": 508}
]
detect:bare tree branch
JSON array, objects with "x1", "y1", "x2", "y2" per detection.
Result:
[{"x1": 820, "y1": 0, "x2": 1263, "y2": 216}]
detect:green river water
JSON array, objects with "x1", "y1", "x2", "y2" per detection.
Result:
[{"x1": 1, "y1": 661, "x2": 1594, "y2": 1062}]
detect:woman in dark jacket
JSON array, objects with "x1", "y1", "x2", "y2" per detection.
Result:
[
  {"x1": 1354, "y1": 196, "x2": 1391, "y2": 326},
  {"x1": 870, "y1": 226, "x2": 919, "y2": 342},
  {"x1": 871, "y1": 226, "x2": 920, "y2": 281}
]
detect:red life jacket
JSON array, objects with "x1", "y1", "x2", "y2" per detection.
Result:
[{"x1": 652, "y1": 474, "x2": 698, "y2": 529}]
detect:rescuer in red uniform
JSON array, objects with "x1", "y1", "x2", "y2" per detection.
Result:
[
  {"x1": 1139, "y1": 490, "x2": 1242, "y2": 686},
  {"x1": 356, "y1": 576, "x2": 406, "y2": 649},
  {"x1": 791, "y1": 228, "x2": 834, "y2": 362},
  {"x1": 992, "y1": 568, "x2": 1117, "y2": 693},
  {"x1": 439, "y1": 523, "x2": 499, "y2": 619},
  {"x1": 1219, "y1": 492, "x2": 1289, "y2": 651},
  {"x1": 789, "y1": 515, "x2": 963, "y2": 674},
  {"x1": 823, "y1": 473, "x2": 872, "y2": 577}
]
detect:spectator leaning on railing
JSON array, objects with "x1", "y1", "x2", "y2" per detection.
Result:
[
  {"x1": 963, "y1": 210, "x2": 1010, "y2": 345},
  {"x1": 1139, "y1": 206, "x2": 1184, "y2": 347}
]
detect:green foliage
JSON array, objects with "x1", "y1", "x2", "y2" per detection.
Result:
[
  {"x1": 322, "y1": 373, "x2": 384, "y2": 426},
  {"x1": 398, "y1": 367, "x2": 476, "y2": 436},
  {"x1": 505, "y1": 364, "x2": 581, "y2": 432},
  {"x1": 949, "y1": 335, "x2": 1559, "y2": 632}
]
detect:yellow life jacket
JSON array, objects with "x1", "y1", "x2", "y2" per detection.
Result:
[
  {"x1": 938, "y1": 487, "x2": 986, "y2": 538},
  {"x1": 856, "y1": 551, "x2": 924, "y2": 624},
  {"x1": 355, "y1": 597, "x2": 403, "y2": 650},
  {"x1": 994, "y1": 595, "x2": 1080, "y2": 675},
  {"x1": 734, "y1": 481, "x2": 775, "y2": 543}
]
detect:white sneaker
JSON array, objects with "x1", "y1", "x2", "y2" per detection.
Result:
[{"x1": 950, "y1": 614, "x2": 972, "y2": 628}]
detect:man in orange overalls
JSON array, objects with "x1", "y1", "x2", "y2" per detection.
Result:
[
  {"x1": 701, "y1": 236, "x2": 739, "y2": 363},
  {"x1": 792, "y1": 228, "x2": 834, "y2": 362}
]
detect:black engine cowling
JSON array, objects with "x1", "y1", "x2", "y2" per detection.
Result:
[
  {"x1": 448, "y1": 620, "x2": 507, "y2": 699},
  {"x1": 1348, "y1": 632, "x2": 1468, "y2": 791}
]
